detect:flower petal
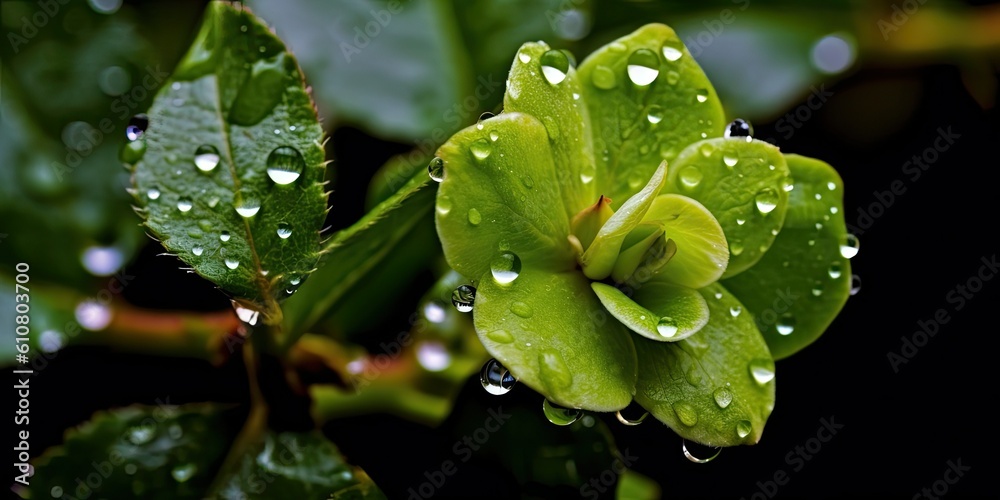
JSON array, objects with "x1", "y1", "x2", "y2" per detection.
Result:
[
  {"x1": 642, "y1": 193, "x2": 729, "y2": 288},
  {"x1": 591, "y1": 282, "x2": 708, "y2": 342}
]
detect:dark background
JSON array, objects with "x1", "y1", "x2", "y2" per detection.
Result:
[{"x1": 8, "y1": 0, "x2": 999, "y2": 498}]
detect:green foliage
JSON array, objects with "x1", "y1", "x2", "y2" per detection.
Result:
[{"x1": 129, "y1": 2, "x2": 328, "y2": 322}]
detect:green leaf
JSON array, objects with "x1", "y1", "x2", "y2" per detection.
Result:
[
  {"x1": 247, "y1": 0, "x2": 470, "y2": 142},
  {"x1": 610, "y1": 223, "x2": 664, "y2": 283},
  {"x1": 722, "y1": 154, "x2": 851, "y2": 359},
  {"x1": 642, "y1": 193, "x2": 729, "y2": 288},
  {"x1": 435, "y1": 112, "x2": 576, "y2": 278},
  {"x1": 503, "y1": 41, "x2": 596, "y2": 217},
  {"x1": 616, "y1": 470, "x2": 661, "y2": 500},
  {"x1": 581, "y1": 161, "x2": 666, "y2": 280},
  {"x1": 577, "y1": 23, "x2": 725, "y2": 206},
  {"x1": 592, "y1": 282, "x2": 708, "y2": 342},
  {"x1": 663, "y1": 138, "x2": 789, "y2": 278},
  {"x1": 130, "y1": 2, "x2": 328, "y2": 322},
  {"x1": 474, "y1": 267, "x2": 636, "y2": 411},
  {"x1": 215, "y1": 431, "x2": 385, "y2": 499},
  {"x1": 633, "y1": 284, "x2": 775, "y2": 447},
  {"x1": 30, "y1": 405, "x2": 237, "y2": 500},
  {"x1": 282, "y1": 168, "x2": 435, "y2": 338}
]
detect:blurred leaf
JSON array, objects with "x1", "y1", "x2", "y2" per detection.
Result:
[
  {"x1": 130, "y1": 2, "x2": 327, "y2": 322},
  {"x1": 214, "y1": 431, "x2": 385, "y2": 499},
  {"x1": 616, "y1": 470, "x2": 660, "y2": 500},
  {"x1": 723, "y1": 154, "x2": 851, "y2": 359},
  {"x1": 282, "y1": 167, "x2": 435, "y2": 339},
  {"x1": 0, "y1": 273, "x2": 77, "y2": 368},
  {"x1": 248, "y1": 0, "x2": 471, "y2": 141},
  {"x1": 663, "y1": 138, "x2": 789, "y2": 277},
  {"x1": 633, "y1": 284, "x2": 774, "y2": 447},
  {"x1": 30, "y1": 404, "x2": 238, "y2": 500}
]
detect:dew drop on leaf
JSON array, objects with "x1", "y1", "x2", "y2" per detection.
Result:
[
  {"x1": 470, "y1": 139, "x2": 492, "y2": 161},
  {"x1": 276, "y1": 222, "x2": 292, "y2": 239},
  {"x1": 683, "y1": 440, "x2": 722, "y2": 464},
  {"x1": 480, "y1": 358, "x2": 516, "y2": 395},
  {"x1": 126, "y1": 114, "x2": 148, "y2": 141},
  {"x1": 840, "y1": 234, "x2": 860, "y2": 259},
  {"x1": 592, "y1": 65, "x2": 617, "y2": 89},
  {"x1": 755, "y1": 188, "x2": 779, "y2": 214},
  {"x1": 266, "y1": 146, "x2": 304, "y2": 185},
  {"x1": 451, "y1": 284, "x2": 476, "y2": 312},
  {"x1": 539, "y1": 49, "x2": 570, "y2": 85},
  {"x1": 749, "y1": 358, "x2": 776, "y2": 385},
  {"x1": 427, "y1": 157, "x2": 444, "y2": 182},
  {"x1": 543, "y1": 399, "x2": 581, "y2": 426},
  {"x1": 467, "y1": 208, "x2": 482, "y2": 226},
  {"x1": 661, "y1": 39, "x2": 684, "y2": 62},
  {"x1": 220, "y1": 231, "x2": 231, "y2": 242},
  {"x1": 713, "y1": 387, "x2": 733, "y2": 408},
  {"x1": 146, "y1": 187, "x2": 160, "y2": 200},
  {"x1": 177, "y1": 197, "x2": 193, "y2": 213},
  {"x1": 777, "y1": 314, "x2": 796, "y2": 335},
  {"x1": 724, "y1": 118, "x2": 753, "y2": 139},
  {"x1": 626, "y1": 48, "x2": 660, "y2": 86},
  {"x1": 736, "y1": 420, "x2": 753, "y2": 439},
  {"x1": 194, "y1": 145, "x2": 220, "y2": 172},
  {"x1": 672, "y1": 402, "x2": 699, "y2": 426},
  {"x1": 490, "y1": 251, "x2": 522, "y2": 284},
  {"x1": 656, "y1": 316, "x2": 678, "y2": 337}
]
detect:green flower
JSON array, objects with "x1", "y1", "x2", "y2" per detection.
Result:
[{"x1": 433, "y1": 24, "x2": 853, "y2": 447}]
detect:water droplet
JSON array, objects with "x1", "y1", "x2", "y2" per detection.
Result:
[
  {"x1": 755, "y1": 188, "x2": 779, "y2": 214},
  {"x1": 235, "y1": 198, "x2": 261, "y2": 218},
  {"x1": 51, "y1": 486, "x2": 64, "y2": 498},
  {"x1": 509, "y1": 301, "x2": 533, "y2": 318},
  {"x1": 615, "y1": 409, "x2": 648, "y2": 426},
  {"x1": 666, "y1": 71, "x2": 680, "y2": 85},
  {"x1": 656, "y1": 316, "x2": 678, "y2": 338},
  {"x1": 452, "y1": 284, "x2": 476, "y2": 312},
  {"x1": 543, "y1": 399, "x2": 581, "y2": 426},
  {"x1": 171, "y1": 463, "x2": 197, "y2": 483},
  {"x1": 490, "y1": 251, "x2": 522, "y2": 284},
  {"x1": 127, "y1": 424, "x2": 155, "y2": 445},
  {"x1": 39, "y1": 330, "x2": 63, "y2": 353},
  {"x1": 714, "y1": 292, "x2": 723, "y2": 300},
  {"x1": 220, "y1": 231, "x2": 231, "y2": 242},
  {"x1": 539, "y1": 349, "x2": 572, "y2": 389},
  {"x1": 626, "y1": 48, "x2": 660, "y2": 86},
  {"x1": 723, "y1": 155, "x2": 738, "y2": 168},
  {"x1": 730, "y1": 240, "x2": 744, "y2": 256},
  {"x1": 234, "y1": 303, "x2": 259, "y2": 325},
  {"x1": 225, "y1": 258, "x2": 239, "y2": 270},
  {"x1": 729, "y1": 305, "x2": 742, "y2": 317},
  {"x1": 850, "y1": 274, "x2": 862, "y2": 295},
  {"x1": 672, "y1": 402, "x2": 699, "y2": 426},
  {"x1": 840, "y1": 234, "x2": 860, "y2": 259},
  {"x1": 120, "y1": 138, "x2": 146, "y2": 164},
  {"x1": 749, "y1": 358, "x2": 776, "y2": 385},
  {"x1": 146, "y1": 187, "x2": 161, "y2": 200},
  {"x1": 695, "y1": 88, "x2": 709, "y2": 103},
  {"x1": 518, "y1": 51, "x2": 531, "y2": 63},
  {"x1": 829, "y1": 262, "x2": 842, "y2": 280},
  {"x1": 782, "y1": 178, "x2": 795, "y2": 192},
  {"x1": 661, "y1": 40, "x2": 684, "y2": 61},
  {"x1": 480, "y1": 359, "x2": 516, "y2": 395},
  {"x1": 80, "y1": 246, "x2": 124, "y2": 276},
  {"x1": 425, "y1": 157, "x2": 445, "y2": 183},
  {"x1": 486, "y1": 329, "x2": 514, "y2": 344},
  {"x1": 724, "y1": 118, "x2": 753, "y2": 139},
  {"x1": 679, "y1": 166, "x2": 703, "y2": 189},
  {"x1": 830, "y1": 206, "x2": 839, "y2": 214},
  {"x1": 646, "y1": 105, "x2": 664, "y2": 124},
  {"x1": 683, "y1": 440, "x2": 721, "y2": 463},
  {"x1": 592, "y1": 65, "x2": 617, "y2": 89},
  {"x1": 713, "y1": 387, "x2": 733, "y2": 408},
  {"x1": 126, "y1": 114, "x2": 148, "y2": 141},
  {"x1": 176, "y1": 197, "x2": 194, "y2": 213},
  {"x1": 470, "y1": 139, "x2": 492, "y2": 161},
  {"x1": 521, "y1": 175, "x2": 534, "y2": 189},
  {"x1": 266, "y1": 146, "x2": 305, "y2": 185},
  {"x1": 777, "y1": 314, "x2": 796, "y2": 335},
  {"x1": 736, "y1": 420, "x2": 753, "y2": 439},
  {"x1": 812, "y1": 283, "x2": 823, "y2": 296},
  {"x1": 736, "y1": 218, "x2": 746, "y2": 226},
  {"x1": 489, "y1": 130, "x2": 500, "y2": 141},
  {"x1": 416, "y1": 341, "x2": 452, "y2": 372},
  {"x1": 276, "y1": 223, "x2": 292, "y2": 239},
  {"x1": 192, "y1": 246, "x2": 203, "y2": 256},
  {"x1": 436, "y1": 195, "x2": 452, "y2": 215},
  {"x1": 194, "y1": 145, "x2": 220, "y2": 172},
  {"x1": 699, "y1": 143, "x2": 714, "y2": 158},
  {"x1": 539, "y1": 49, "x2": 570, "y2": 85}
]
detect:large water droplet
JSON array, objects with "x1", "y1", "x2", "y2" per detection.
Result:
[
  {"x1": 729, "y1": 305, "x2": 742, "y2": 317},
  {"x1": 850, "y1": 274, "x2": 862, "y2": 295},
  {"x1": 543, "y1": 399, "x2": 581, "y2": 426},
  {"x1": 266, "y1": 146, "x2": 305, "y2": 185},
  {"x1": 656, "y1": 316, "x2": 678, "y2": 338},
  {"x1": 194, "y1": 145, "x2": 220, "y2": 172},
  {"x1": 736, "y1": 420, "x2": 753, "y2": 439},
  {"x1": 177, "y1": 197, "x2": 193, "y2": 213},
  {"x1": 777, "y1": 314, "x2": 796, "y2": 335},
  {"x1": 416, "y1": 341, "x2": 452, "y2": 372},
  {"x1": 724, "y1": 118, "x2": 753, "y2": 139},
  {"x1": 470, "y1": 139, "x2": 492, "y2": 161},
  {"x1": 126, "y1": 114, "x2": 148, "y2": 141},
  {"x1": 679, "y1": 166, "x2": 703, "y2": 189},
  {"x1": 592, "y1": 65, "x2": 617, "y2": 89},
  {"x1": 828, "y1": 261, "x2": 842, "y2": 279},
  {"x1": 755, "y1": 188, "x2": 779, "y2": 214},
  {"x1": 626, "y1": 48, "x2": 660, "y2": 86},
  {"x1": 480, "y1": 359, "x2": 516, "y2": 395},
  {"x1": 840, "y1": 234, "x2": 860, "y2": 259},
  {"x1": 486, "y1": 329, "x2": 514, "y2": 343},
  {"x1": 509, "y1": 301, "x2": 533, "y2": 318},
  {"x1": 661, "y1": 40, "x2": 684, "y2": 61},
  {"x1": 225, "y1": 258, "x2": 239, "y2": 270},
  {"x1": 695, "y1": 88, "x2": 709, "y2": 103},
  {"x1": 580, "y1": 164, "x2": 596, "y2": 184},
  {"x1": 713, "y1": 387, "x2": 733, "y2": 408},
  {"x1": 540, "y1": 49, "x2": 570, "y2": 85},
  {"x1": 723, "y1": 155, "x2": 739, "y2": 168},
  {"x1": 646, "y1": 105, "x2": 664, "y2": 124},
  {"x1": 672, "y1": 402, "x2": 699, "y2": 426},
  {"x1": 146, "y1": 187, "x2": 161, "y2": 200},
  {"x1": 171, "y1": 463, "x2": 197, "y2": 483},
  {"x1": 192, "y1": 246, "x2": 204, "y2": 256},
  {"x1": 235, "y1": 197, "x2": 261, "y2": 217},
  {"x1": 683, "y1": 440, "x2": 721, "y2": 463},
  {"x1": 427, "y1": 157, "x2": 444, "y2": 182},
  {"x1": 452, "y1": 284, "x2": 476, "y2": 312},
  {"x1": 518, "y1": 52, "x2": 532, "y2": 63},
  {"x1": 467, "y1": 208, "x2": 482, "y2": 226},
  {"x1": 749, "y1": 358, "x2": 776, "y2": 385},
  {"x1": 81, "y1": 246, "x2": 124, "y2": 276},
  {"x1": 730, "y1": 240, "x2": 744, "y2": 256},
  {"x1": 220, "y1": 231, "x2": 231, "y2": 242},
  {"x1": 276, "y1": 223, "x2": 292, "y2": 239},
  {"x1": 233, "y1": 303, "x2": 259, "y2": 325},
  {"x1": 490, "y1": 252, "x2": 522, "y2": 284}
]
